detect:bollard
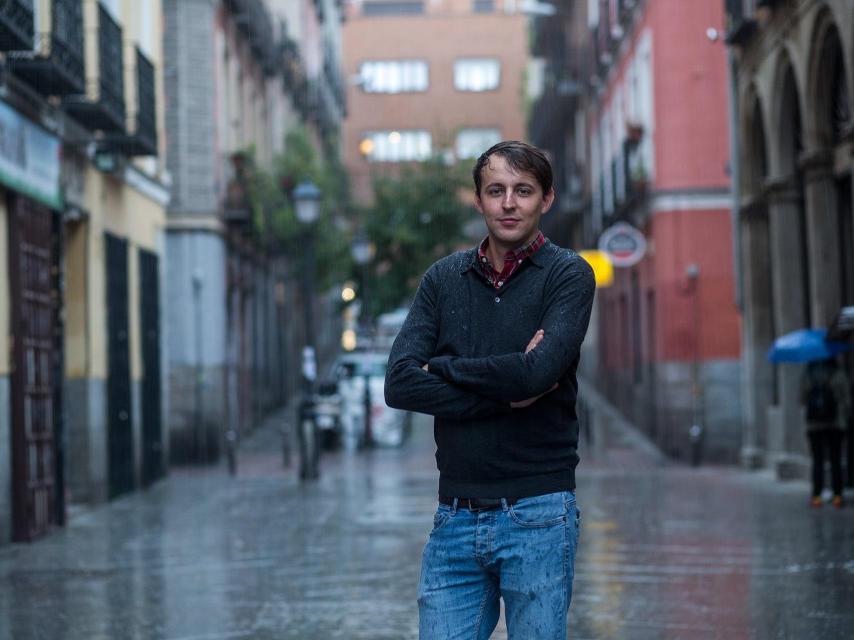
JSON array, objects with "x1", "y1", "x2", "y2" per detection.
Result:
[
  {"x1": 225, "y1": 427, "x2": 238, "y2": 476},
  {"x1": 298, "y1": 396, "x2": 320, "y2": 480},
  {"x1": 689, "y1": 424, "x2": 703, "y2": 467},
  {"x1": 362, "y1": 374, "x2": 373, "y2": 449}
]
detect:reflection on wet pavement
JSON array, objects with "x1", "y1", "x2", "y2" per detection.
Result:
[{"x1": 0, "y1": 410, "x2": 852, "y2": 639}]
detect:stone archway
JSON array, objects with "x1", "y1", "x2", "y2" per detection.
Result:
[
  {"x1": 801, "y1": 11, "x2": 851, "y2": 328},
  {"x1": 739, "y1": 87, "x2": 775, "y2": 467},
  {"x1": 763, "y1": 51, "x2": 811, "y2": 473},
  {"x1": 805, "y1": 7, "x2": 854, "y2": 486}
]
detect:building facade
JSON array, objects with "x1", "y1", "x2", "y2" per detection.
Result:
[
  {"x1": 727, "y1": 0, "x2": 854, "y2": 478},
  {"x1": 528, "y1": 0, "x2": 591, "y2": 249},
  {"x1": 1, "y1": 0, "x2": 169, "y2": 543},
  {"x1": 162, "y1": 0, "x2": 346, "y2": 463},
  {"x1": 579, "y1": 0, "x2": 742, "y2": 463},
  {"x1": 342, "y1": 0, "x2": 529, "y2": 204}
]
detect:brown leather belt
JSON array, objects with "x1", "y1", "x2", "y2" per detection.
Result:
[{"x1": 439, "y1": 496, "x2": 519, "y2": 511}]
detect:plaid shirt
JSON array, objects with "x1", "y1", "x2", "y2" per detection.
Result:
[{"x1": 477, "y1": 232, "x2": 546, "y2": 289}]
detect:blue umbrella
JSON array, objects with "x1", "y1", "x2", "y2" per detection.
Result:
[{"x1": 767, "y1": 328, "x2": 853, "y2": 363}]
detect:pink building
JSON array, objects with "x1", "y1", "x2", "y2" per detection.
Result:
[{"x1": 585, "y1": 0, "x2": 741, "y2": 462}]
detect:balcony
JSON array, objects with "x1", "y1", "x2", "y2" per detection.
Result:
[
  {"x1": 227, "y1": 0, "x2": 277, "y2": 76},
  {"x1": 529, "y1": 70, "x2": 581, "y2": 147},
  {"x1": 104, "y1": 47, "x2": 157, "y2": 156},
  {"x1": 222, "y1": 152, "x2": 252, "y2": 225},
  {"x1": 9, "y1": 0, "x2": 85, "y2": 96},
  {"x1": 64, "y1": 2, "x2": 125, "y2": 132},
  {"x1": 0, "y1": 0, "x2": 34, "y2": 51},
  {"x1": 322, "y1": 44, "x2": 346, "y2": 115}
]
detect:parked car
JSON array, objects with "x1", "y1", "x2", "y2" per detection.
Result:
[
  {"x1": 327, "y1": 351, "x2": 410, "y2": 449},
  {"x1": 374, "y1": 307, "x2": 409, "y2": 350}
]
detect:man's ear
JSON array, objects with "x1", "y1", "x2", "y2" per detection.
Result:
[
  {"x1": 541, "y1": 188, "x2": 556, "y2": 214},
  {"x1": 474, "y1": 191, "x2": 484, "y2": 215}
]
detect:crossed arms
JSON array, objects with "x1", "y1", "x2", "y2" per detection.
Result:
[{"x1": 384, "y1": 257, "x2": 595, "y2": 420}]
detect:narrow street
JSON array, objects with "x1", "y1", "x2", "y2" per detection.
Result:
[{"x1": 1, "y1": 402, "x2": 853, "y2": 640}]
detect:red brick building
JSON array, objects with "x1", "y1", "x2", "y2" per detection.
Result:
[
  {"x1": 342, "y1": 0, "x2": 528, "y2": 204},
  {"x1": 584, "y1": 0, "x2": 741, "y2": 462}
]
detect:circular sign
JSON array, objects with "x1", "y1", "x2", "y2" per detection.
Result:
[{"x1": 597, "y1": 222, "x2": 647, "y2": 268}]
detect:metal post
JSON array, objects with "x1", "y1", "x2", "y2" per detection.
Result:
[
  {"x1": 363, "y1": 373, "x2": 373, "y2": 448},
  {"x1": 303, "y1": 231, "x2": 316, "y2": 386},
  {"x1": 192, "y1": 270, "x2": 205, "y2": 463},
  {"x1": 726, "y1": 47, "x2": 743, "y2": 312},
  {"x1": 687, "y1": 264, "x2": 704, "y2": 467},
  {"x1": 298, "y1": 227, "x2": 319, "y2": 479}
]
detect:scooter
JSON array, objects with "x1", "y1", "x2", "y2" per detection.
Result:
[{"x1": 313, "y1": 380, "x2": 343, "y2": 451}]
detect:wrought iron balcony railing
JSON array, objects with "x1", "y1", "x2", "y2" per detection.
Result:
[
  {"x1": 228, "y1": 0, "x2": 277, "y2": 75},
  {"x1": 105, "y1": 46, "x2": 157, "y2": 156},
  {"x1": 9, "y1": 0, "x2": 85, "y2": 96},
  {"x1": 64, "y1": 1, "x2": 125, "y2": 132},
  {"x1": 0, "y1": 0, "x2": 34, "y2": 51}
]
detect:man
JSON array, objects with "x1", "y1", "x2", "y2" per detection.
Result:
[{"x1": 385, "y1": 140, "x2": 596, "y2": 639}]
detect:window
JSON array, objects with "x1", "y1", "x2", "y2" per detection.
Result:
[
  {"x1": 473, "y1": 0, "x2": 495, "y2": 13},
  {"x1": 455, "y1": 128, "x2": 501, "y2": 159},
  {"x1": 454, "y1": 59, "x2": 501, "y2": 92},
  {"x1": 360, "y1": 130, "x2": 432, "y2": 162},
  {"x1": 362, "y1": 1, "x2": 424, "y2": 16},
  {"x1": 360, "y1": 60, "x2": 428, "y2": 94}
]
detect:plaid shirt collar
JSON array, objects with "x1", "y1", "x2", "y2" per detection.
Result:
[{"x1": 476, "y1": 231, "x2": 546, "y2": 289}]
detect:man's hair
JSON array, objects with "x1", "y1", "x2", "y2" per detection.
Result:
[{"x1": 472, "y1": 140, "x2": 553, "y2": 196}]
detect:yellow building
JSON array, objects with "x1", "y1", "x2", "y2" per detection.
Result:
[{"x1": 0, "y1": 0, "x2": 168, "y2": 543}]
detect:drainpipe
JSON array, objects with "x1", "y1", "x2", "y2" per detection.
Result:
[{"x1": 726, "y1": 46, "x2": 743, "y2": 312}]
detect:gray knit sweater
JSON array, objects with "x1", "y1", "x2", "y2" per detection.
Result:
[{"x1": 385, "y1": 240, "x2": 595, "y2": 498}]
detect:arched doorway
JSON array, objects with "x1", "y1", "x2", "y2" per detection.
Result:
[
  {"x1": 812, "y1": 19, "x2": 852, "y2": 311},
  {"x1": 803, "y1": 13, "x2": 850, "y2": 326},
  {"x1": 807, "y1": 12, "x2": 853, "y2": 485},
  {"x1": 765, "y1": 52, "x2": 811, "y2": 473}
]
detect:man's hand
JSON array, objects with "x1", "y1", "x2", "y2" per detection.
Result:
[
  {"x1": 524, "y1": 329, "x2": 544, "y2": 354},
  {"x1": 511, "y1": 329, "x2": 557, "y2": 408}
]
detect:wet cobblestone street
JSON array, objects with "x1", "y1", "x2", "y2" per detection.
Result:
[{"x1": 1, "y1": 406, "x2": 853, "y2": 639}]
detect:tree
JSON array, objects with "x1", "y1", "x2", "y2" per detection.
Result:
[
  {"x1": 244, "y1": 127, "x2": 352, "y2": 291},
  {"x1": 360, "y1": 157, "x2": 474, "y2": 317}
]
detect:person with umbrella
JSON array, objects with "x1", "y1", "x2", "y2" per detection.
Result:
[
  {"x1": 768, "y1": 329, "x2": 853, "y2": 508},
  {"x1": 800, "y1": 357, "x2": 850, "y2": 508}
]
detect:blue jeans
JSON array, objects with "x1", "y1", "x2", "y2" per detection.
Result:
[{"x1": 418, "y1": 490, "x2": 580, "y2": 639}]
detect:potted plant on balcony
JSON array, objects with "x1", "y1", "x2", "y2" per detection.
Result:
[{"x1": 626, "y1": 121, "x2": 644, "y2": 145}]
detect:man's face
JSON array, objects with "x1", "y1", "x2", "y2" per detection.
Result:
[{"x1": 474, "y1": 154, "x2": 554, "y2": 253}]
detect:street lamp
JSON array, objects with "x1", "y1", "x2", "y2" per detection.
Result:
[
  {"x1": 294, "y1": 180, "x2": 321, "y2": 225},
  {"x1": 293, "y1": 180, "x2": 321, "y2": 479},
  {"x1": 350, "y1": 230, "x2": 372, "y2": 266},
  {"x1": 293, "y1": 180, "x2": 321, "y2": 380}
]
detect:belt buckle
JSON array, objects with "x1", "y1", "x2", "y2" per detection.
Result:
[{"x1": 468, "y1": 497, "x2": 501, "y2": 512}]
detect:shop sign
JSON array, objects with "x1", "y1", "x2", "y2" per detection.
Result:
[
  {"x1": 0, "y1": 100, "x2": 62, "y2": 210},
  {"x1": 578, "y1": 250, "x2": 614, "y2": 288},
  {"x1": 597, "y1": 222, "x2": 647, "y2": 268}
]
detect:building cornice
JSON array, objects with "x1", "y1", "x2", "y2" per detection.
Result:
[
  {"x1": 166, "y1": 215, "x2": 226, "y2": 234},
  {"x1": 650, "y1": 187, "x2": 731, "y2": 214}
]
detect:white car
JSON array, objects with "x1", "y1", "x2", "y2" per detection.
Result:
[{"x1": 330, "y1": 351, "x2": 410, "y2": 449}]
